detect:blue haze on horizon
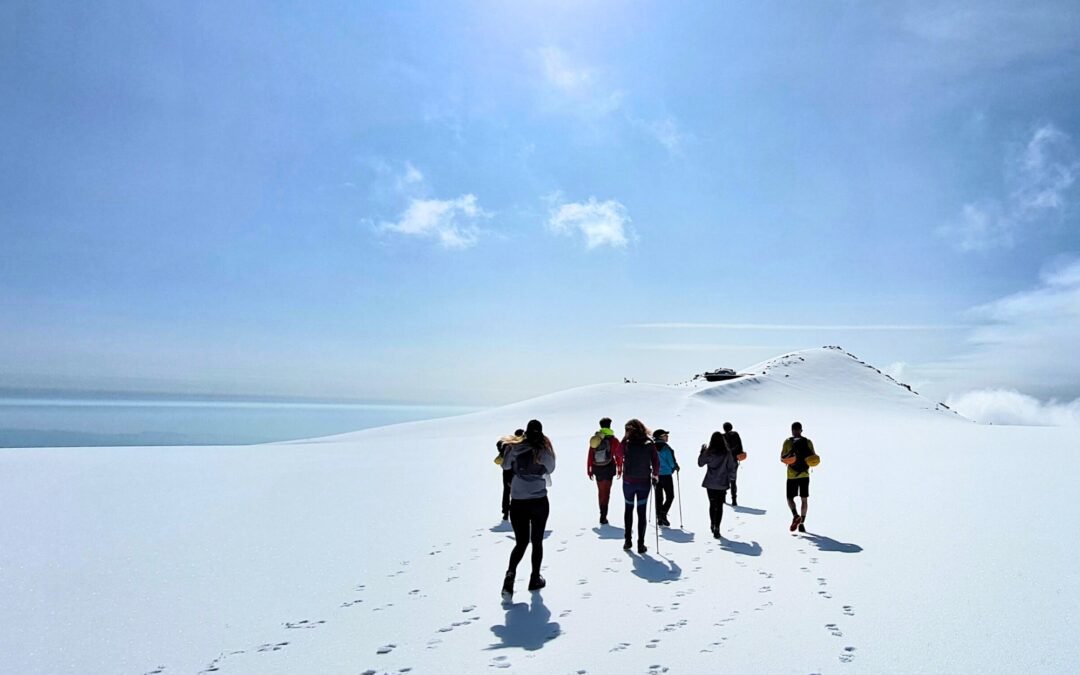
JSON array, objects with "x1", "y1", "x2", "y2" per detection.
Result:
[{"x1": 2, "y1": 1, "x2": 1079, "y2": 423}]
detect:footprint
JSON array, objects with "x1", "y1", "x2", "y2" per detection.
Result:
[
  {"x1": 609, "y1": 642, "x2": 631, "y2": 652},
  {"x1": 817, "y1": 578, "x2": 827, "y2": 586},
  {"x1": 839, "y1": 646, "x2": 856, "y2": 663},
  {"x1": 826, "y1": 623, "x2": 843, "y2": 637},
  {"x1": 256, "y1": 642, "x2": 288, "y2": 653},
  {"x1": 843, "y1": 605, "x2": 855, "y2": 616},
  {"x1": 283, "y1": 619, "x2": 325, "y2": 630},
  {"x1": 559, "y1": 609, "x2": 572, "y2": 618},
  {"x1": 491, "y1": 654, "x2": 511, "y2": 669},
  {"x1": 647, "y1": 638, "x2": 660, "y2": 648},
  {"x1": 376, "y1": 643, "x2": 397, "y2": 655},
  {"x1": 462, "y1": 604, "x2": 476, "y2": 613},
  {"x1": 759, "y1": 586, "x2": 772, "y2": 593}
]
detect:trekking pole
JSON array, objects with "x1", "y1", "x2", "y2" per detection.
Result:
[
  {"x1": 676, "y1": 470, "x2": 683, "y2": 529},
  {"x1": 648, "y1": 479, "x2": 656, "y2": 552}
]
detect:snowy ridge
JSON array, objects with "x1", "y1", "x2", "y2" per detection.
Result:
[
  {"x1": 692, "y1": 347, "x2": 962, "y2": 418},
  {"x1": 0, "y1": 349, "x2": 1075, "y2": 674}
]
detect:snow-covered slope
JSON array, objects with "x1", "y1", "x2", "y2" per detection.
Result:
[{"x1": 1, "y1": 348, "x2": 1076, "y2": 674}]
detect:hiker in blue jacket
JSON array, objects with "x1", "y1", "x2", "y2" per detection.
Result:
[{"x1": 652, "y1": 429, "x2": 680, "y2": 527}]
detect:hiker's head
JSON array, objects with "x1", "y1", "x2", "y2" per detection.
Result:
[
  {"x1": 653, "y1": 429, "x2": 669, "y2": 442},
  {"x1": 623, "y1": 418, "x2": 647, "y2": 441},
  {"x1": 708, "y1": 431, "x2": 725, "y2": 453},
  {"x1": 514, "y1": 428, "x2": 524, "y2": 436},
  {"x1": 525, "y1": 419, "x2": 553, "y2": 454},
  {"x1": 723, "y1": 422, "x2": 733, "y2": 432},
  {"x1": 599, "y1": 417, "x2": 612, "y2": 429},
  {"x1": 791, "y1": 421, "x2": 803, "y2": 437}
]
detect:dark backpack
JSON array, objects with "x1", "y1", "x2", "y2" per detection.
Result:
[
  {"x1": 790, "y1": 437, "x2": 813, "y2": 473},
  {"x1": 593, "y1": 436, "x2": 613, "y2": 466}
]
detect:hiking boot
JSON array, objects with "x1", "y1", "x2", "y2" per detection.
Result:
[
  {"x1": 501, "y1": 570, "x2": 514, "y2": 596},
  {"x1": 527, "y1": 574, "x2": 546, "y2": 591},
  {"x1": 502, "y1": 512, "x2": 509, "y2": 521},
  {"x1": 789, "y1": 515, "x2": 802, "y2": 532},
  {"x1": 637, "y1": 541, "x2": 647, "y2": 554},
  {"x1": 712, "y1": 525, "x2": 720, "y2": 539},
  {"x1": 731, "y1": 498, "x2": 738, "y2": 507},
  {"x1": 797, "y1": 523, "x2": 806, "y2": 533},
  {"x1": 600, "y1": 515, "x2": 608, "y2": 525},
  {"x1": 623, "y1": 538, "x2": 632, "y2": 550}
]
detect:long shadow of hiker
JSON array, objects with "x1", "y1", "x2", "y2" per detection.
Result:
[
  {"x1": 627, "y1": 552, "x2": 682, "y2": 583},
  {"x1": 719, "y1": 537, "x2": 763, "y2": 556},
  {"x1": 732, "y1": 504, "x2": 767, "y2": 516},
  {"x1": 660, "y1": 528, "x2": 695, "y2": 544},
  {"x1": 488, "y1": 593, "x2": 561, "y2": 651},
  {"x1": 802, "y1": 532, "x2": 863, "y2": 553},
  {"x1": 591, "y1": 525, "x2": 626, "y2": 540}
]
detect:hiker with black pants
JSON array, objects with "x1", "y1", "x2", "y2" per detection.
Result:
[
  {"x1": 617, "y1": 419, "x2": 659, "y2": 553},
  {"x1": 780, "y1": 421, "x2": 818, "y2": 533},
  {"x1": 652, "y1": 429, "x2": 680, "y2": 527},
  {"x1": 587, "y1": 418, "x2": 622, "y2": 525},
  {"x1": 501, "y1": 420, "x2": 557, "y2": 596},
  {"x1": 699, "y1": 431, "x2": 737, "y2": 539},
  {"x1": 722, "y1": 422, "x2": 745, "y2": 506},
  {"x1": 496, "y1": 428, "x2": 525, "y2": 520}
]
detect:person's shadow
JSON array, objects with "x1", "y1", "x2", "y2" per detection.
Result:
[
  {"x1": 719, "y1": 537, "x2": 763, "y2": 556},
  {"x1": 731, "y1": 504, "x2": 767, "y2": 516},
  {"x1": 659, "y1": 528, "x2": 695, "y2": 544},
  {"x1": 801, "y1": 532, "x2": 863, "y2": 553},
  {"x1": 488, "y1": 592, "x2": 561, "y2": 651},
  {"x1": 591, "y1": 524, "x2": 626, "y2": 540},
  {"x1": 628, "y1": 552, "x2": 683, "y2": 583}
]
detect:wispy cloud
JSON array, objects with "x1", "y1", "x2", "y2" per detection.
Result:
[
  {"x1": 940, "y1": 123, "x2": 1078, "y2": 251},
  {"x1": 917, "y1": 257, "x2": 1080, "y2": 401},
  {"x1": 624, "y1": 344, "x2": 780, "y2": 352},
  {"x1": 628, "y1": 114, "x2": 691, "y2": 155},
  {"x1": 947, "y1": 389, "x2": 1080, "y2": 426},
  {"x1": 627, "y1": 323, "x2": 961, "y2": 331},
  {"x1": 369, "y1": 161, "x2": 489, "y2": 249},
  {"x1": 380, "y1": 194, "x2": 488, "y2": 249},
  {"x1": 534, "y1": 46, "x2": 623, "y2": 118},
  {"x1": 547, "y1": 193, "x2": 633, "y2": 249}
]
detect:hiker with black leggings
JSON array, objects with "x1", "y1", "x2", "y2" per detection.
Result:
[
  {"x1": 699, "y1": 431, "x2": 737, "y2": 539},
  {"x1": 618, "y1": 419, "x2": 659, "y2": 553},
  {"x1": 501, "y1": 419, "x2": 557, "y2": 596}
]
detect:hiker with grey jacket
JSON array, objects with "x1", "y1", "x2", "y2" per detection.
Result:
[
  {"x1": 699, "y1": 431, "x2": 738, "y2": 539},
  {"x1": 501, "y1": 419, "x2": 557, "y2": 596}
]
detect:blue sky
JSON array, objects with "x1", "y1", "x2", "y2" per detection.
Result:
[{"x1": 2, "y1": 1, "x2": 1079, "y2": 414}]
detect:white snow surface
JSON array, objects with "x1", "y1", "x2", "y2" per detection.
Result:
[{"x1": 1, "y1": 347, "x2": 1077, "y2": 674}]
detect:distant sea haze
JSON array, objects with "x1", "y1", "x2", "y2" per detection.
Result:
[{"x1": 0, "y1": 396, "x2": 480, "y2": 448}]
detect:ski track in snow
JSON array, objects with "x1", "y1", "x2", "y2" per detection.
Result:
[{"x1": 152, "y1": 502, "x2": 861, "y2": 674}]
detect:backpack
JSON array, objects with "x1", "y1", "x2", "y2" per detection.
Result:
[
  {"x1": 790, "y1": 437, "x2": 814, "y2": 473},
  {"x1": 592, "y1": 435, "x2": 613, "y2": 466}
]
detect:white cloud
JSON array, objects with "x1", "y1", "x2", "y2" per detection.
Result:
[
  {"x1": 915, "y1": 257, "x2": 1080, "y2": 401},
  {"x1": 547, "y1": 195, "x2": 632, "y2": 249},
  {"x1": 380, "y1": 194, "x2": 488, "y2": 249},
  {"x1": 940, "y1": 123, "x2": 1078, "y2": 251},
  {"x1": 947, "y1": 389, "x2": 1080, "y2": 426},
  {"x1": 538, "y1": 46, "x2": 595, "y2": 95}
]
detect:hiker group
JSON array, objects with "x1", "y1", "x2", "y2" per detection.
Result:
[{"x1": 495, "y1": 417, "x2": 820, "y2": 597}]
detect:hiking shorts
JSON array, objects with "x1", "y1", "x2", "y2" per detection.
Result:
[{"x1": 786, "y1": 477, "x2": 810, "y2": 499}]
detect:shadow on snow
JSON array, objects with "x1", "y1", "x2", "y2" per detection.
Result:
[
  {"x1": 659, "y1": 528, "x2": 695, "y2": 544},
  {"x1": 591, "y1": 525, "x2": 626, "y2": 540},
  {"x1": 719, "y1": 537, "x2": 763, "y2": 556},
  {"x1": 626, "y1": 551, "x2": 682, "y2": 583},
  {"x1": 488, "y1": 593, "x2": 561, "y2": 651},
  {"x1": 731, "y1": 504, "x2": 767, "y2": 516},
  {"x1": 801, "y1": 532, "x2": 863, "y2": 553}
]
